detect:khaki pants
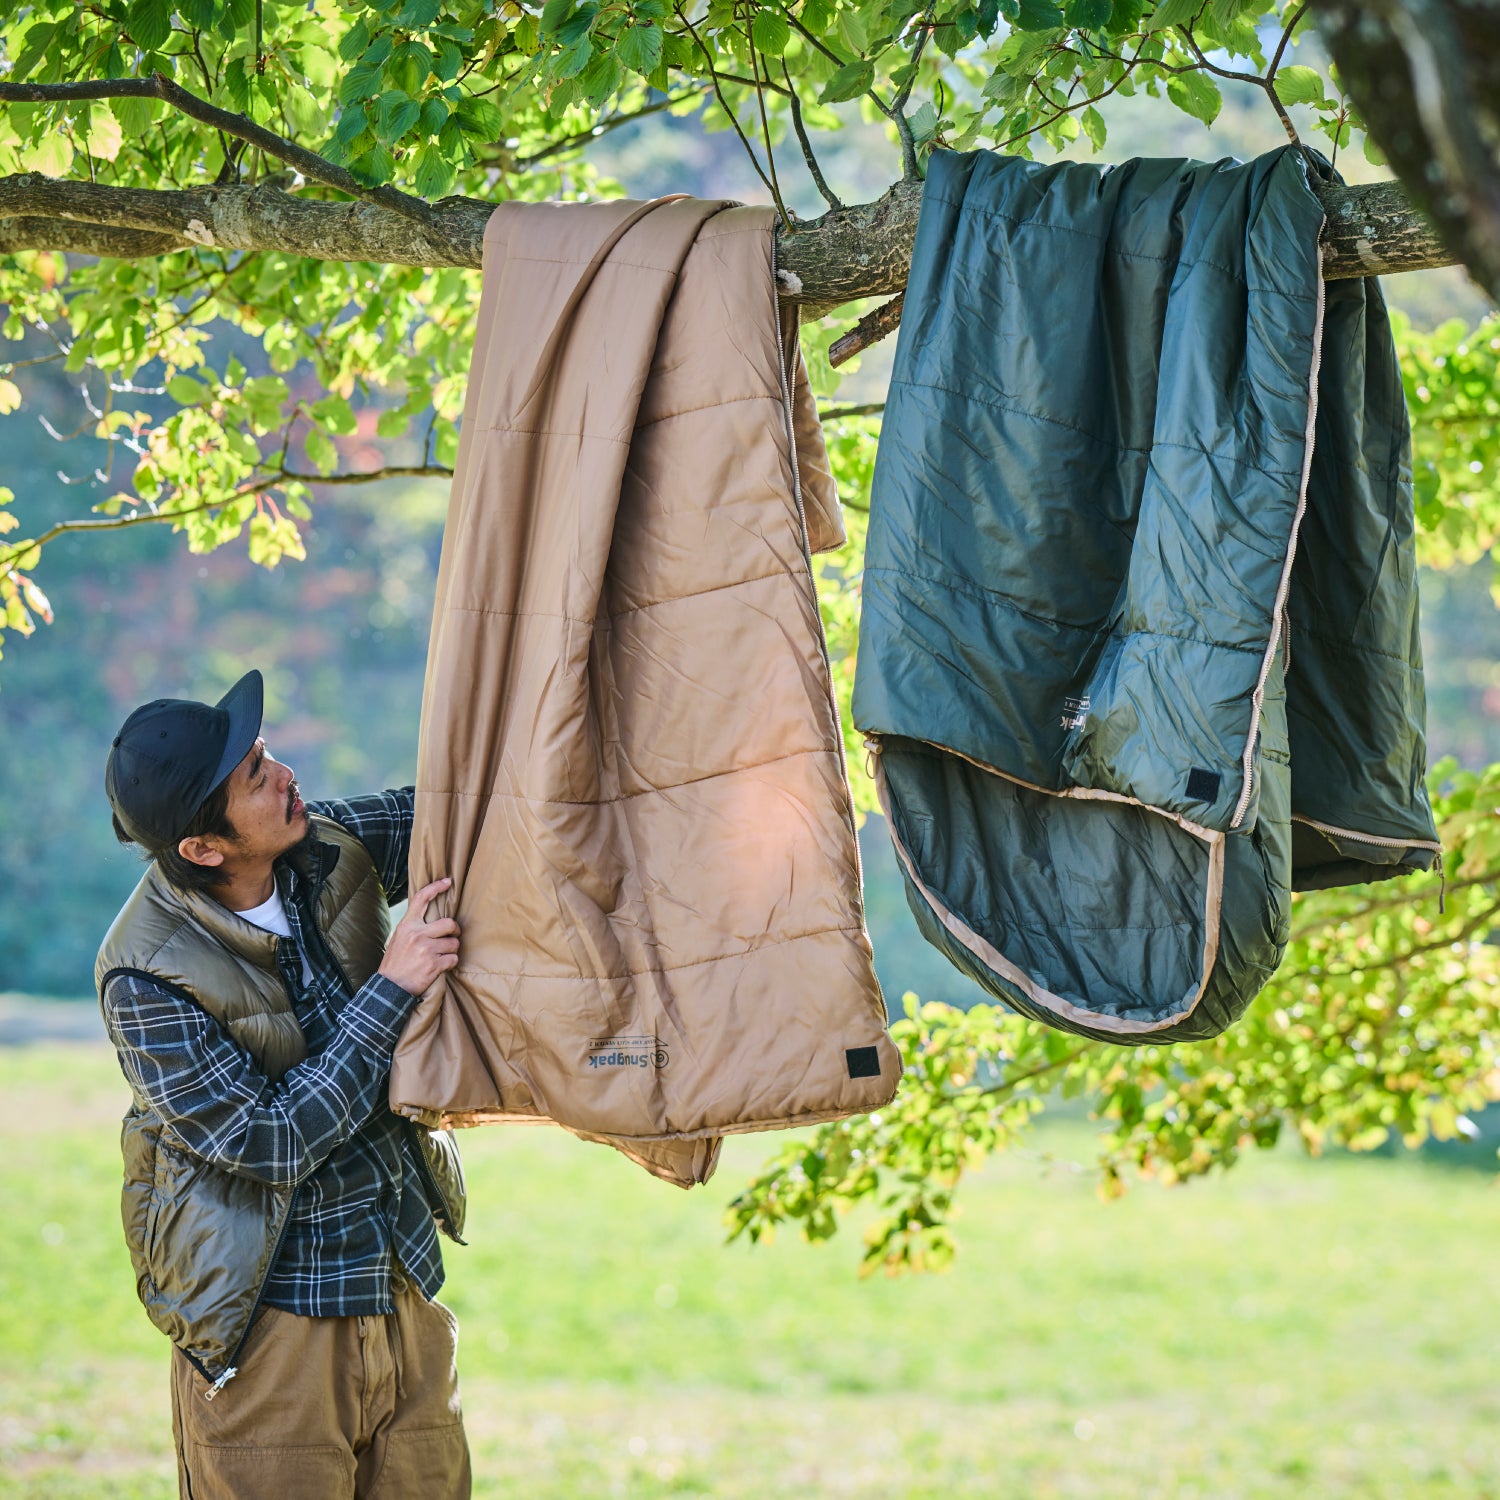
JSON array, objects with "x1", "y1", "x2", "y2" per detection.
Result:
[{"x1": 171, "y1": 1286, "x2": 471, "y2": 1499}]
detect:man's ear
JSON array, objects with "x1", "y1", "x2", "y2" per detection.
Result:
[{"x1": 178, "y1": 836, "x2": 227, "y2": 869}]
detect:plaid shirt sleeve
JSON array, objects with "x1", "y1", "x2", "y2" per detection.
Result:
[
  {"x1": 103, "y1": 969, "x2": 418, "y2": 1192},
  {"x1": 307, "y1": 787, "x2": 415, "y2": 905}
]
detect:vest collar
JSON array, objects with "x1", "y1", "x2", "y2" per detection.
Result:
[{"x1": 147, "y1": 826, "x2": 344, "y2": 974}]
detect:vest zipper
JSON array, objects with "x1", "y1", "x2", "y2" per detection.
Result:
[{"x1": 203, "y1": 1186, "x2": 298, "y2": 1400}]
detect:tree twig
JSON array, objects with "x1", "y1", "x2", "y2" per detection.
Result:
[
  {"x1": 829, "y1": 292, "x2": 904, "y2": 367},
  {"x1": 782, "y1": 60, "x2": 842, "y2": 211},
  {"x1": 746, "y1": 16, "x2": 792, "y2": 229},
  {"x1": 0, "y1": 73, "x2": 435, "y2": 224},
  {"x1": 817, "y1": 401, "x2": 885, "y2": 419},
  {"x1": 514, "y1": 86, "x2": 710, "y2": 167},
  {"x1": 675, "y1": 6, "x2": 781, "y2": 205}
]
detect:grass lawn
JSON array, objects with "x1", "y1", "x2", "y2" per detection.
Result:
[{"x1": 2, "y1": 1041, "x2": 1497, "y2": 1499}]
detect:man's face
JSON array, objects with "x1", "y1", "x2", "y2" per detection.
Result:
[{"x1": 221, "y1": 736, "x2": 309, "y2": 863}]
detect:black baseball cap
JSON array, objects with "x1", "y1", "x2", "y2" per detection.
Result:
[{"x1": 105, "y1": 670, "x2": 264, "y2": 847}]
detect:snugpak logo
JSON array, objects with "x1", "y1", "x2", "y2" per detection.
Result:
[{"x1": 588, "y1": 1035, "x2": 669, "y2": 1071}]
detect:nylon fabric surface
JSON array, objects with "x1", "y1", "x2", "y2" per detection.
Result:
[
  {"x1": 855, "y1": 148, "x2": 1439, "y2": 1045},
  {"x1": 389, "y1": 196, "x2": 899, "y2": 1183}
]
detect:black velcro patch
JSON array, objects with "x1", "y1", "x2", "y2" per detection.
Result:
[
  {"x1": 1185, "y1": 767, "x2": 1222, "y2": 804},
  {"x1": 845, "y1": 1046, "x2": 882, "y2": 1080}
]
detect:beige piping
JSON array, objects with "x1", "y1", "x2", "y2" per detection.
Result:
[
  {"x1": 869, "y1": 737, "x2": 1227, "y2": 1036},
  {"x1": 1291, "y1": 812, "x2": 1443, "y2": 854}
]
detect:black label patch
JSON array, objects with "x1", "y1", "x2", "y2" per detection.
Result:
[
  {"x1": 1185, "y1": 767, "x2": 1222, "y2": 804},
  {"x1": 845, "y1": 1045, "x2": 882, "y2": 1080}
]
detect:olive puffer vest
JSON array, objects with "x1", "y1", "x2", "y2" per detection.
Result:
[{"x1": 96, "y1": 815, "x2": 466, "y2": 1385}]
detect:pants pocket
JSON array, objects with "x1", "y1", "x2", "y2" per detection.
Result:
[
  {"x1": 185, "y1": 1443, "x2": 355, "y2": 1499},
  {"x1": 366, "y1": 1424, "x2": 472, "y2": 1500}
]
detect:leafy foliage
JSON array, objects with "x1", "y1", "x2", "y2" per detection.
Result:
[
  {"x1": 0, "y1": 0, "x2": 1366, "y2": 661},
  {"x1": 1398, "y1": 311, "x2": 1500, "y2": 578},
  {"x1": 728, "y1": 760, "x2": 1500, "y2": 1275}
]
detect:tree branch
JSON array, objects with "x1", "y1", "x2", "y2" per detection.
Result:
[
  {"x1": 0, "y1": 74, "x2": 435, "y2": 225},
  {"x1": 0, "y1": 464, "x2": 455, "y2": 574},
  {"x1": 0, "y1": 171, "x2": 1461, "y2": 303}
]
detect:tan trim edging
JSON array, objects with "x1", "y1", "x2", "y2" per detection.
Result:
[
  {"x1": 870, "y1": 738, "x2": 1226, "y2": 1036},
  {"x1": 1231, "y1": 230, "x2": 1328, "y2": 829}
]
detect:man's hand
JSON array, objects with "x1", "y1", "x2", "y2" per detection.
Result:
[{"x1": 378, "y1": 877, "x2": 460, "y2": 995}]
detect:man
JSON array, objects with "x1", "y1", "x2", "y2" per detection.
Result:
[{"x1": 97, "y1": 667, "x2": 471, "y2": 1499}]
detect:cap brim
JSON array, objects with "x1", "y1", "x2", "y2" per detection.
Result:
[{"x1": 208, "y1": 669, "x2": 264, "y2": 794}]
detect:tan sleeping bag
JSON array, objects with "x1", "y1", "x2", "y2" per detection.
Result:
[{"x1": 388, "y1": 195, "x2": 900, "y2": 1187}]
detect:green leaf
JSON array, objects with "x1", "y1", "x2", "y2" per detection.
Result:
[
  {"x1": 456, "y1": 95, "x2": 506, "y2": 139},
  {"x1": 332, "y1": 104, "x2": 370, "y2": 149},
  {"x1": 578, "y1": 50, "x2": 623, "y2": 105},
  {"x1": 10, "y1": 22, "x2": 58, "y2": 81},
  {"x1": 339, "y1": 61, "x2": 386, "y2": 105},
  {"x1": 907, "y1": 100, "x2": 939, "y2": 142},
  {"x1": 1016, "y1": 0, "x2": 1066, "y2": 28},
  {"x1": 555, "y1": 35, "x2": 592, "y2": 77},
  {"x1": 820, "y1": 60, "x2": 875, "y2": 104},
  {"x1": 412, "y1": 141, "x2": 457, "y2": 198},
  {"x1": 1275, "y1": 65, "x2": 1327, "y2": 107},
  {"x1": 750, "y1": 10, "x2": 790, "y2": 54},
  {"x1": 303, "y1": 425, "x2": 339, "y2": 474},
  {"x1": 338, "y1": 14, "x2": 372, "y2": 61},
  {"x1": 556, "y1": 4, "x2": 598, "y2": 45},
  {"x1": 540, "y1": 0, "x2": 574, "y2": 33},
  {"x1": 1144, "y1": 0, "x2": 1198, "y2": 27},
  {"x1": 179, "y1": 0, "x2": 217, "y2": 27},
  {"x1": 1066, "y1": 0, "x2": 1112, "y2": 26},
  {"x1": 836, "y1": 8, "x2": 869, "y2": 54},
  {"x1": 376, "y1": 91, "x2": 423, "y2": 142},
  {"x1": 223, "y1": 56, "x2": 251, "y2": 111},
  {"x1": 167, "y1": 375, "x2": 210, "y2": 405},
  {"x1": 0, "y1": 380, "x2": 20, "y2": 415},
  {"x1": 311, "y1": 394, "x2": 358, "y2": 435},
  {"x1": 1166, "y1": 68, "x2": 1222, "y2": 124},
  {"x1": 128, "y1": 0, "x2": 173, "y2": 52},
  {"x1": 434, "y1": 40, "x2": 463, "y2": 81},
  {"x1": 1209, "y1": 0, "x2": 1250, "y2": 23},
  {"x1": 395, "y1": 0, "x2": 441, "y2": 25},
  {"x1": 420, "y1": 97, "x2": 450, "y2": 136},
  {"x1": 617, "y1": 22, "x2": 664, "y2": 76},
  {"x1": 19, "y1": 135, "x2": 73, "y2": 177},
  {"x1": 1080, "y1": 102, "x2": 1106, "y2": 149},
  {"x1": 391, "y1": 38, "x2": 435, "y2": 92},
  {"x1": 349, "y1": 141, "x2": 396, "y2": 186},
  {"x1": 376, "y1": 406, "x2": 410, "y2": 438}
]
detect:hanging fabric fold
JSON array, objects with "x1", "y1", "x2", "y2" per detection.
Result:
[{"x1": 390, "y1": 195, "x2": 899, "y2": 1183}]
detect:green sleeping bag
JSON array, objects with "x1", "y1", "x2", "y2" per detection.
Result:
[{"x1": 854, "y1": 147, "x2": 1441, "y2": 1043}]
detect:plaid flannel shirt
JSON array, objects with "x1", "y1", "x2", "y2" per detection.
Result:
[{"x1": 102, "y1": 787, "x2": 444, "y2": 1318}]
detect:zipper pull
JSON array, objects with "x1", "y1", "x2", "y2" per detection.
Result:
[
  {"x1": 863, "y1": 736, "x2": 881, "y2": 780},
  {"x1": 204, "y1": 1365, "x2": 238, "y2": 1401},
  {"x1": 1437, "y1": 854, "x2": 1447, "y2": 916}
]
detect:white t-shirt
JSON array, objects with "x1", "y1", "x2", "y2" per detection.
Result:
[{"x1": 238, "y1": 887, "x2": 314, "y2": 987}]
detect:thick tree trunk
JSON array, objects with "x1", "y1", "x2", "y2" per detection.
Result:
[
  {"x1": 0, "y1": 168, "x2": 1459, "y2": 306},
  {"x1": 1318, "y1": 1, "x2": 1500, "y2": 303}
]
